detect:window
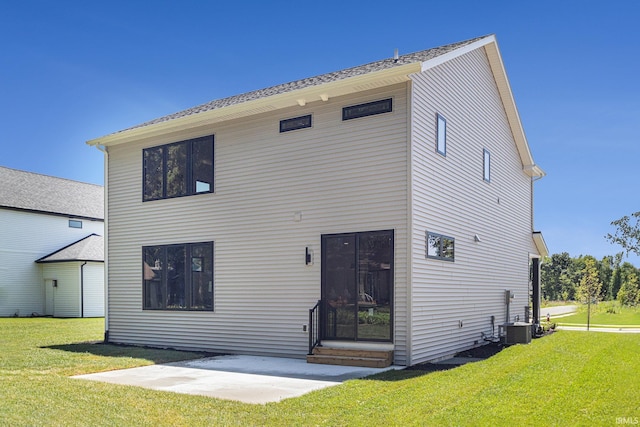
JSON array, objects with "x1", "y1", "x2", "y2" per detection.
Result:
[
  {"x1": 68, "y1": 219, "x2": 83, "y2": 229},
  {"x1": 436, "y1": 113, "x2": 447, "y2": 156},
  {"x1": 280, "y1": 115, "x2": 312, "y2": 132},
  {"x1": 483, "y1": 149, "x2": 491, "y2": 182},
  {"x1": 143, "y1": 242, "x2": 213, "y2": 310},
  {"x1": 342, "y1": 98, "x2": 392, "y2": 121},
  {"x1": 426, "y1": 232, "x2": 455, "y2": 261},
  {"x1": 143, "y1": 135, "x2": 214, "y2": 201}
]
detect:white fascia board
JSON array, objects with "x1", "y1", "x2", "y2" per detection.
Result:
[
  {"x1": 483, "y1": 39, "x2": 544, "y2": 177},
  {"x1": 86, "y1": 63, "x2": 421, "y2": 148},
  {"x1": 532, "y1": 232, "x2": 549, "y2": 258},
  {"x1": 420, "y1": 35, "x2": 496, "y2": 72},
  {"x1": 419, "y1": 35, "x2": 544, "y2": 178}
]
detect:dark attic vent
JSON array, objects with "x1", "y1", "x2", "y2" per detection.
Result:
[
  {"x1": 342, "y1": 98, "x2": 392, "y2": 121},
  {"x1": 280, "y1": 115, "x2": 312, "y2": 133}
]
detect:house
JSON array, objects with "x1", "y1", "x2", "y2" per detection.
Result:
[
  {"x1": 0, "y1": 166, "x2": 104, "y2": 318},
  {"x1": 87, "y1": 34, "x2": 547, "y2": 366}
]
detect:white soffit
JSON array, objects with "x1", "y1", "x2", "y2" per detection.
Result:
[{"x1": 532, "y1": 232, "x2": 549, "y2": 258}]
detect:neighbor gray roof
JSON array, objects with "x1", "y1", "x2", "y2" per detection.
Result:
[
  {"x1": 36, "y1": 234, "x2": 104, "y2": 263},
  {"x1": 0, "y1": 166, "x2": 104, "y2": 220},
  {"x1": 120, "y1": 36, "x2": 487, "y2": 134}
]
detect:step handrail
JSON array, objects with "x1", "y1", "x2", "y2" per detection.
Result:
[{"x1": 308, "y1": 299, "x2": 322, "y2": 355}]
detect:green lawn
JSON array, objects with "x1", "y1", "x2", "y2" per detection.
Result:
[
  {"x1": 558, "y1": 303, "x2": 640, "y2": 327},
  {"x1": 1, "y1": 318, "x2": 639, "y2": 426}
]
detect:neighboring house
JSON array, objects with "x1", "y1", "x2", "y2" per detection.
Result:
[
  {"x1": 87, "y1": 34, "x2": 547, "y2": 366},
  {"x1": 0, "y1": 167, "x2": 104, "y2": 318}
]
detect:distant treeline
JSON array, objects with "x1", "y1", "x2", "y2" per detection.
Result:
[{"x1": 541, "y1": 252, "x2": 639, "y2": 305}]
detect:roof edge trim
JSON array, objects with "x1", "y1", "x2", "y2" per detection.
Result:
[{"x1": 532, "y1": 231, "x2": 549, "y2": 258}]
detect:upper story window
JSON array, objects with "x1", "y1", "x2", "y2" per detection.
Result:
[
  {"x1": 483, "y1": 149, "x2": 491, "y2": 182},
  {"x1": 143, "y1": 135, "x2": 214, "y2": 202},
  {"x1": 68, "y1": 219, "x2": 82, "y2": 229},
  {"x1": 426, "y1": 231, "x2": 455, "y2": 261},
  {"x1": 436, "y1": 113, "x2": 447, "y2": 156}
]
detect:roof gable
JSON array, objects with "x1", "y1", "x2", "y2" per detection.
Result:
[{"x1": 0, "y1": 166, "x2": 104, "y2": 220}]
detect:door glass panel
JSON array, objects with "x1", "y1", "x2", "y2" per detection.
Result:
[
  {"x1": 323, "y1": 234, "x2": 356, "y2": 340},
  {"x1": 358, "y1": 231, "x2": 392, "y2": 340}
]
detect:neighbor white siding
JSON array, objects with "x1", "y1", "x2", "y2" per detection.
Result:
[
  {"x1": 42, "y1": 262, "x2": 81, "y2": 317},
  {"x1": 0, "y1": 209, "x2": 103, "y2": 317},
  {"x1": 106, "y1": 84, "x2": 410, "y2": 362},
  {"x1": 82, "y1": 262, "x2": 105, "y2": 317},
  {"x1": 409, "y1": 47, "x2": 538, "y2": 363}
]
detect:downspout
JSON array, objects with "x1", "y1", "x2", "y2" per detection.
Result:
[
  {"x1": 80, "y1": 262, "x2": 87, "y2": 318},
  {"x1": 530, "y1": 170, "x2": 544, "y2": 334},
  {"x1": 96, "y1": 144, "x2": 109, "y2": 342}
]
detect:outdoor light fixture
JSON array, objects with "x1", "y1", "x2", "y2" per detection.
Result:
[
  {"x1": 474, "y1": 234, "x2": 481, "y2": 242},
  {"x1": 305, "y1": 247, "x2": 313, "y2": 265}
]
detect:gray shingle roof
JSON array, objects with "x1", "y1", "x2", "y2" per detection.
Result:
[
  {"x1": 120, "y1": 36, "x2": 487, "y2": 133},
  {"x1": 36, "y1": 234, "x2": 104, "y2": 263},
  {"x1": 0, "y1": 166, "x2": 104, "y2": 220}
]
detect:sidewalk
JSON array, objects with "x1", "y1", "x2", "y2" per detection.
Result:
[{"x1": 557, "y1": 325, "x2": 640, "y2": 333}]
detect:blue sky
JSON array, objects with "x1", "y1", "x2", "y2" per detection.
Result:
[{"x1": 1, "y1": 1, "x2": 639, "y2": 265}]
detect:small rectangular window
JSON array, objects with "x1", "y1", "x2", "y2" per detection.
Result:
[
  {"x1": 342, "y1": 98, "x2": 392, "y2": 121},
  {"x1": 436, "y1": 114, "x2": 447, "y2": 156},
  {"x1": 483, "y1": 149, "x2": 491, "y2": 182},
  {"x1": 280, "y1": 115, "x2": 312, "y2": 132},
  {"x1": 69, "y1": 220, "x2": 83, "y2": 229},
  {"x1": 426, "y1": 231, "x2": 455, "y2": 261}
]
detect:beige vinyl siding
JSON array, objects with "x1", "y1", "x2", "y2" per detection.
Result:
[
  {"x1": 106, "y1": 84, "x2": 409, "y2": 362},
  {"x1": 0, "y1": 209, "x2": 103, "y2": 317},
  {"x1": 409, "y1": 47, "x2": 536, "y2": 364}
]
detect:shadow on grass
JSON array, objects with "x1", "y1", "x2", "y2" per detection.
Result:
[
  {"x1": 43, "y1": 341, "x2": 214, "y2": 364},
  {"x1": 363, "y1": 342, "x2": 507, "y2": 382}
]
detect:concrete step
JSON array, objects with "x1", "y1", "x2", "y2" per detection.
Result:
[{"x1": 307, "y1": 347, "x2": 393, "y2": 368}]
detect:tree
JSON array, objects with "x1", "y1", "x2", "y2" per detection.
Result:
[
  {"x1": 576, "y1": 257, "x2": 602, "y2": 303},
  {"x1": 610, "y1": 267, "x2": 623, "y2": 300},
  {"x1": 598, "y1": 255, "x2": 614, "y2": 300},
  {"x1": 541, "y1": 252, "x2": 572, "y2": 300},
  {"x1": 606, "y1": 211, "x2": 640, "y2": 257},
  {"x1": 577, "y1": 257, "x2": 603, "y2": 330},
  {"x1": 617, "y1": 263, "x2": 640, "y2": 306}
]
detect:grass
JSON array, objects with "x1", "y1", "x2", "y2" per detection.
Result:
[
  {"x1": 1, "y1": 318, "x2": 639, "y2": 426},
  {"x1": 541, "y1": 300, "x2": 576, "y2": 308},
  {"x1": 557, "y1": 302, "x2": 640, "y2": 327}
]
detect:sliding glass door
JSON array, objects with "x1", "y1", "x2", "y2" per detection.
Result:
[{"x1": 321, "y1": 230, "x2": 393, "y2": 341}]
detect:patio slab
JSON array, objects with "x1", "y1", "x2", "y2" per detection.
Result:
[{"x1": 73, "y1": 354, "x2": 400, "y2": 404}]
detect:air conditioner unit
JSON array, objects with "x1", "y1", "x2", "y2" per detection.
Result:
[{"x1": 504, "y1": 322, "x2": 531, "y2": 344}]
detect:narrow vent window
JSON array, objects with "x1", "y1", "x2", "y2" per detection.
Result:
[
  {"x1": 342, "y1": 98, "x2": 392, "y2": 121},
  {"x1": 436, "y1": 113, "x2": 447, "y2": 156},
  {"x1": 280, "y1": 115, "x2": 312, "y2": 132},
  {"x1": 483, "y1": 149, "x2": 491, "y2": 182},
  {"x1": 69, "y1": 220, "x2": 83, "y2": 229}
]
